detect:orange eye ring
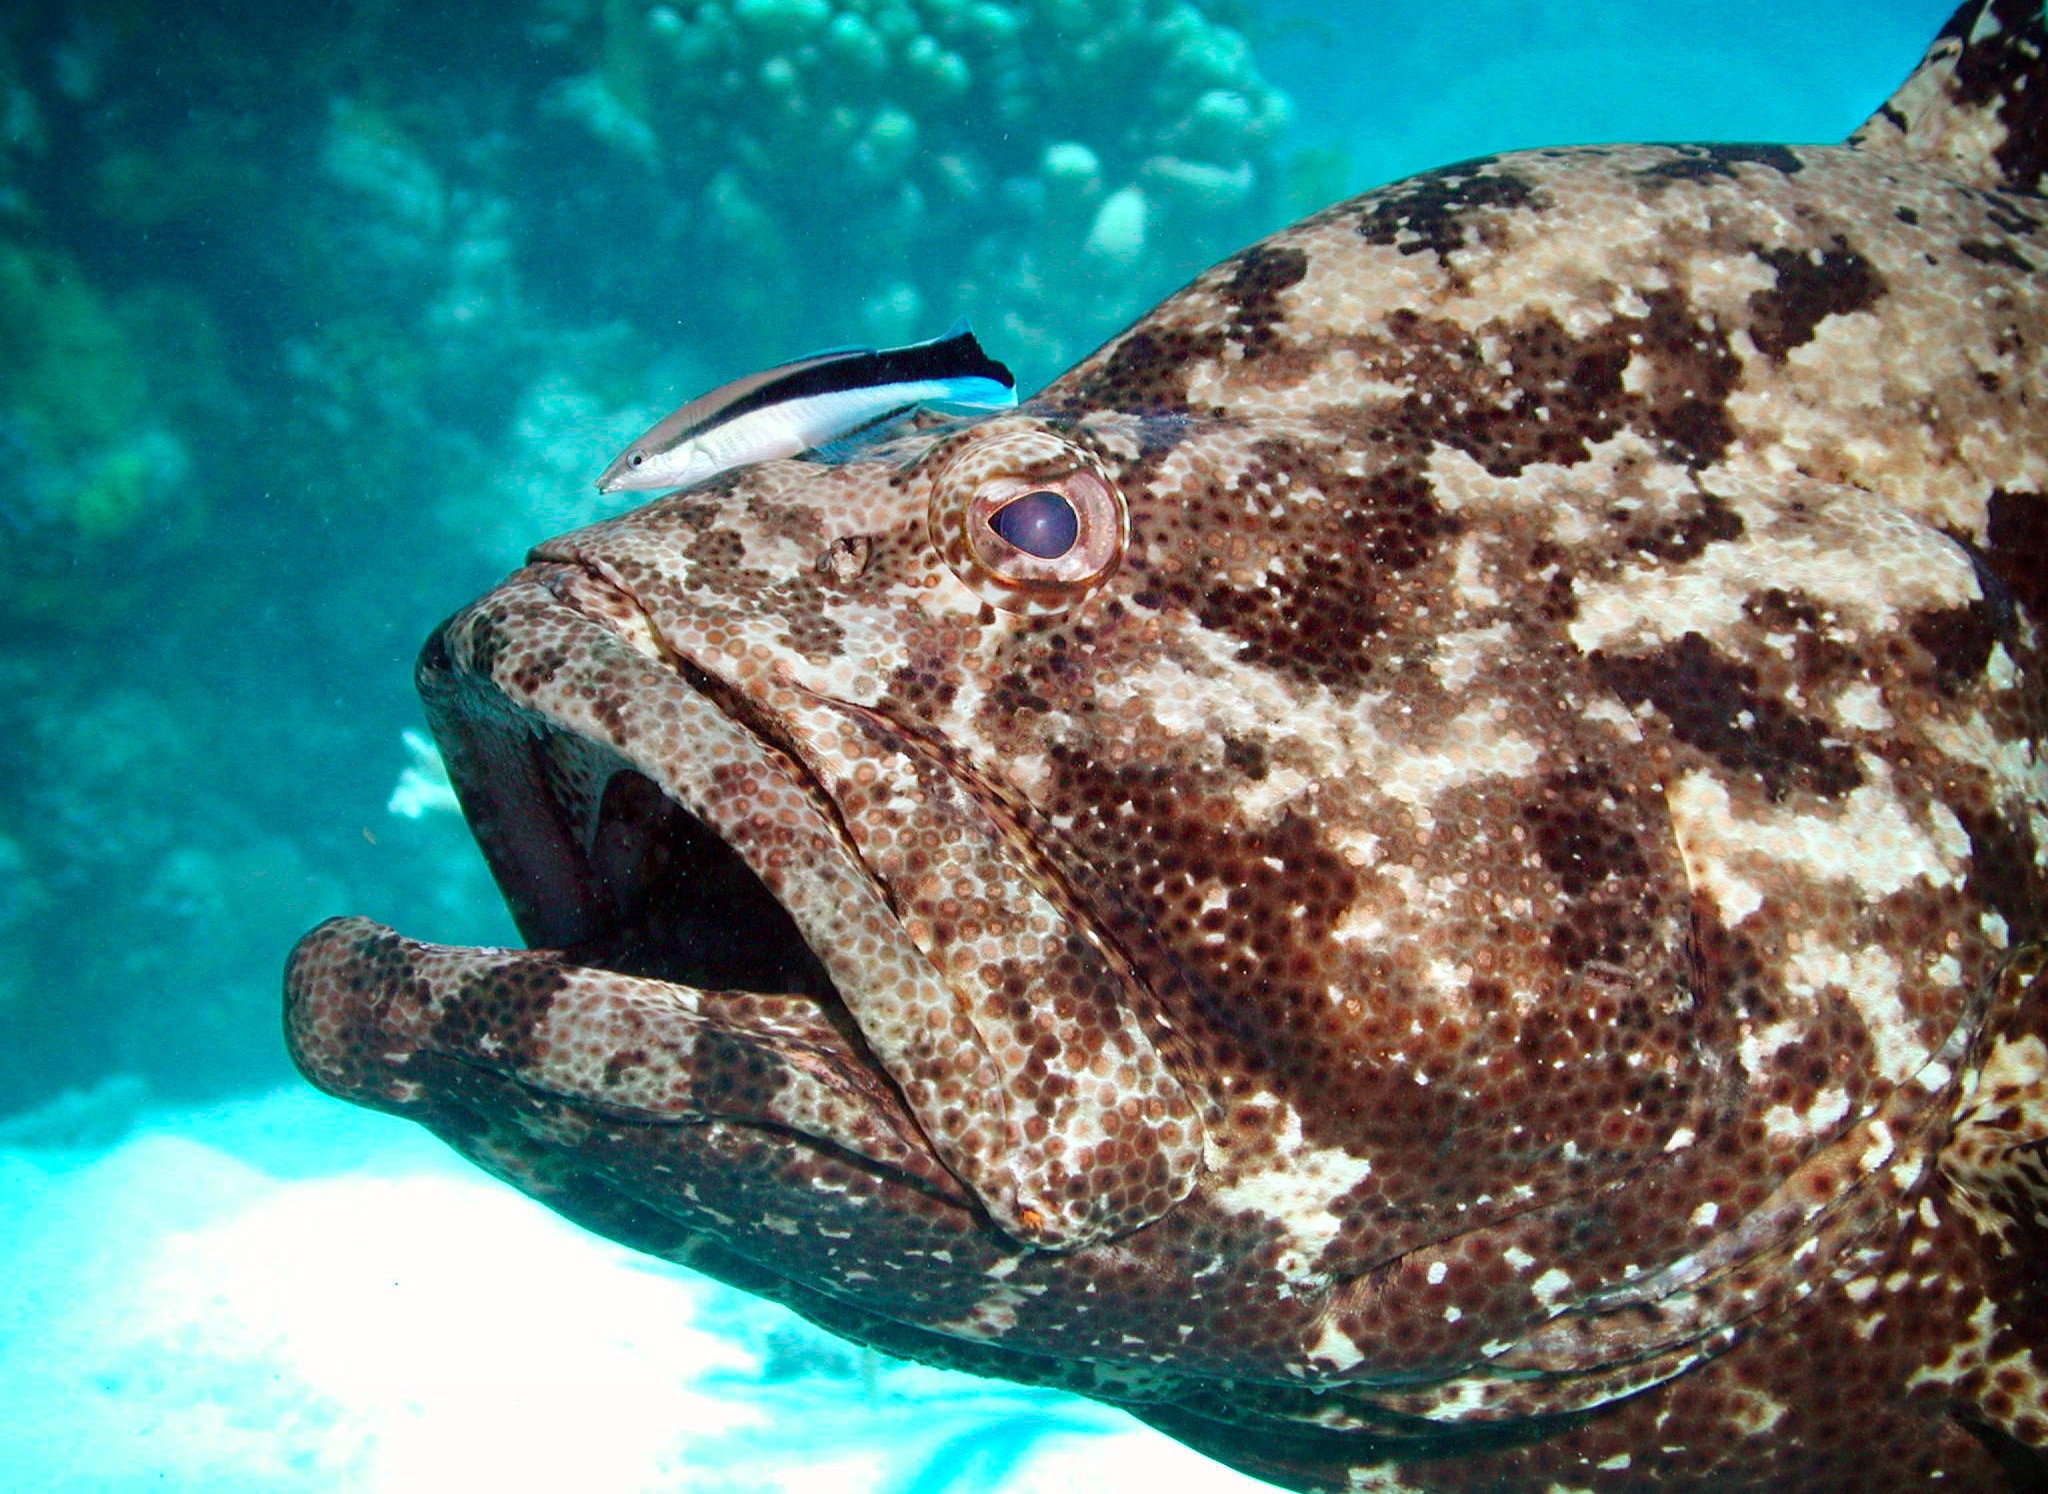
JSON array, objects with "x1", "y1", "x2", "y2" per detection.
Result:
[
  {"x1": 927, "y1": 419, "x2": 1129, "y2": 614},
  {"x1": 965, "y1": 471, "x2": 1124, "y2": 593}
]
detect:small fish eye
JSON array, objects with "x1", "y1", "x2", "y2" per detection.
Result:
[
  {"x1": 628, "y1": 451, "x2": 645, "y2": 468},
  {"x1": 986, "y1": 489, "x2": 1079, "y2": 559}
]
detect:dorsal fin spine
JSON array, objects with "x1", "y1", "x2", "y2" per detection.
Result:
[{"x1": 1849, "y1": 0, "x2": 2048, "y2": 196}]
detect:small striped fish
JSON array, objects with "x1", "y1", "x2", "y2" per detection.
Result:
[{"x1": 596, "y1": 319, "x2": 1016, "y2": 494}]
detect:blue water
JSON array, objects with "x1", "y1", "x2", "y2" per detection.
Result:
[{"x1": 0, "y1": 2, "x2": 1960, "y2": 1489}]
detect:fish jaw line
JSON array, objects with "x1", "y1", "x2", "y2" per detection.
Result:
[
  {"x1": 348, "y1": 561, "x2": 1091, "y2": 1239},
  {"x1": 408, "y1": 559, "x2": 1198, "y2": 1249}
]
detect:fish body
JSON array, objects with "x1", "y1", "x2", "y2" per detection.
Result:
[
  {"x1": 594, "y1": 319, "x2": 1016, "y2": 494},
  {"x1": 288, "y1": 4, "x2": 2048, "y2": 1490}
]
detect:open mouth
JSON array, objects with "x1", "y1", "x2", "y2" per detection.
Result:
[
  {"x1": 410, "y1": 594, "x2": 845, "y2": 1012},
  {"x1": 284, "y1": 567, "x2": 976, "y2": 1201},
  {"x1": 544, "y1": 748, "x2": 839, "y2": 1003},
  {"x1": 572, "y1": 766, "x2": 836, "y2": 997},
  {"x1": 292, "y1": 557, "x2": 1205, "y2": 1251}
]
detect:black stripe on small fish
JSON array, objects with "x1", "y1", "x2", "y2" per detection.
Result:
[{"x1": 596, "y1": 319, "x2": 1016, "y2": 492}]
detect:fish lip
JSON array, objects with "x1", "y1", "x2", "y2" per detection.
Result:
[
  {"x1": 283, "y1": 562, "x2": 999, "y2": 1223},
  {"x1": 386, "y1": 567, "x2": 1007, "y2": 1198},
  {"x1": 412, "y1": 566, "x2": 860, "y2": 1020}
]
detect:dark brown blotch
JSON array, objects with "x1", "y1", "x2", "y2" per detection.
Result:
[
  {"x1": 1523, "y1": 766, "x2": 1653, "y2": 899},
  {"x1": 1220, "y1": 244, "x2": 1309, "y2": 356},
  {"x1": 1354, "y1": 159, "x2": 1537, "y2": 264},
  {"x1": 1529, "y1": 539, "x2": 1579, "y2": 621},
  {"x1": 1631, "y1": 290, "x2": 1741, "y2": 467},
  {"x1": 1959, "y1": 238, "x2": 2036, "y2": 273},
  {"x1": 1982, "y1": 196, "x2": 2043, "y2": 238},
  {"x1": 1071, "y1": 325, "x2": 1229, "y2": 413},
  {"x1": 1197, "y1": 553, "x2": 1389, "y2": 691},
  {"x1": 1043, "y1": 743, "x2": 1369, "y2": 1121},
  {"x1": 692, "y1": 1026, "x2": 789, "y2": 1118},
  {"x1": 1742, "y1": 588, "x2": 1856, "y2": 692},
  {"x1": 1984, "y1": 487, "x2": 2048, "y2": 627},
  {"x1": 1908, "y1": 599, "x2": 1999, "y2": 696},
  {"x1": 1636, "y1": 144, "x2": 1804, "y2": 184},
  {"x1": 1446, "y1": 312, "x2": 1631, "y2": 476},
  {"x1": 1627, "y1": 487, "x2": 1745, "y2": 563},
  {"x1": 1222, "y1": 734, "x2": 1270, "y2": 780},
  {"x1": 1192, "y1": 450, "x2": 1454, "y2": 692},
  {"x1": 1746, "y1": 237, "x2": 1887, "y2": 359},
  {"x1": 1947, "y1": 0, "x2": 2048, "y2": 195},
  {"x1": 315, "y1": 925, "x2": 441, "y2": 1098},
  {"x1": 1592, "y1": 631, "x2": 1863, "y2": 801},
  {"x1": 440, "y1": 958, "x2": 570, "y2": 1063},
  {"x1": 766, "y1": 573, "x2": 847, "y2": 662},
  {"x1": 1377, "y1": 294, "x2": 1740, "y2": 476},
  {"x1": 1957, "y1": 801, "x2": 2046, "y2": 945}
]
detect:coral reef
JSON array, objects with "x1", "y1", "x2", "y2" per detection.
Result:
[
  {"x1": 0, "y1": 236, "x2": 198, "y2": 625},
  {"x1": 543, "y1": 0, "x2": 1294, "y2": 386}
]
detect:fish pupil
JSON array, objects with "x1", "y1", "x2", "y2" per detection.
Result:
[
  {"x1": 629, "y1": 451, "x2": 645, "y2": 467},
  {"x1": 989, "y1": 490, "x2": 1079, "y2": 559}
]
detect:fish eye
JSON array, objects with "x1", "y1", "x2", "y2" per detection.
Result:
[
  {"x1": 628, "y1": 451, "x2": 645, "y2": 468},
  {"x1": 929, "y1": 423, "x2": 1128, "y2": 614},
  {"x1": 957, "y1": 467, "x2": 1125, "y2": 610},
  {"x1": 986, "y1": 489, "x2": 1079, "y2": 559}
]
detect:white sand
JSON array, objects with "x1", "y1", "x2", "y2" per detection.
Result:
[{"x1": 0, "y1": 1088, "x2": 1272, "y2": 1493}]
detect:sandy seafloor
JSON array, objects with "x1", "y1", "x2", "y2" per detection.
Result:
[
  {"x1": 0, "y1": 1086, "x2": 1272, "y2": 1492},
  {"x1": 0, "y1": 1, "x2": 1965, "y2": 1489}
]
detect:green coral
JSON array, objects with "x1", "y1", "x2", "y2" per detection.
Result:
[
  {"x1": 0, "y1": 238, "x2": 148, "y2": 444},
  {"x1": 565, "y1": 0, "x2": 1293, "y2": 383},
  {"x1": 0, "y1": 235, "x2": 197, "y2": 626}
]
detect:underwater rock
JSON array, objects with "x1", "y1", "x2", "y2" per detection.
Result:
[
  {"x1": 1082, "y1": 184, "x2": 1149, "y2": 264},
  {"x1": 319, "y1": 98, "x2": 450, "y2": 266},
  {"x1": 0, "y1": 1074, "x2": 149, "y2": 1151}
]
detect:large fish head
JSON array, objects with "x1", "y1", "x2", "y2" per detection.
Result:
[
  {"x1": 287, "y1": 388, "x2": 1772, "y2": 1402},
  {"x1": 288, "y1": 408, "x2": 1218, "y2": 1269}
]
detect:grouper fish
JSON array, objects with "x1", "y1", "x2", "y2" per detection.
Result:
[{"x1": 286, "y1": 3, "x2": 2048, "y2": 1488}]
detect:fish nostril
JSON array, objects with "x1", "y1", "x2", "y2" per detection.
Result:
[{"x1": 816, "y1": 533, "x2": 875, "y2": 584}]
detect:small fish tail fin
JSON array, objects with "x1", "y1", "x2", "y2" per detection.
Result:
[{"x1": 1849, "y1": 0, "x2": 2048, "y2": 195}]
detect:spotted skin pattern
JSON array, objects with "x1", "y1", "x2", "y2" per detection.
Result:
[{"x1": 286, "y1": 3, "x2": 2048, "y2": 1488}]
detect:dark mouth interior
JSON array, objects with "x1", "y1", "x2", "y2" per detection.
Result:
[{"x1": 562, "y1": 764, "x2": 840, "y2": 1003}]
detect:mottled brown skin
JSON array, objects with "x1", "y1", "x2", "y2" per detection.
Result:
[{"x1": 286, "y1": 4, "x2": 2048, "y2": 1489}]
